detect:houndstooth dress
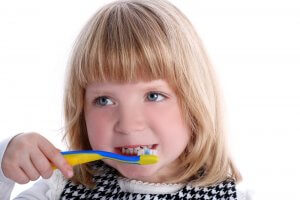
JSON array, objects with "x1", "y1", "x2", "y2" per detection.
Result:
[{"x1": 60, "y1": 163, "x2": 237, "y2": 200}]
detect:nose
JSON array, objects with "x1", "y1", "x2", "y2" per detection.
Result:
[{"x1": 114, "y1": 105, "x2": 146, "y2": 135}]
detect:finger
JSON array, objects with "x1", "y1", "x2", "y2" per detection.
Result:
[
  {"x1": 3, "y1": 164, "x2": 30, "y2": 184},
  {"x1": 11, "y1": 167, "x2": 30, "y2": 184},
  {"x1": 37, "y1": 139, "x2": 73, "y2": 178},
  {"x1": 21, "y1": 155, "x2": 41, "y2": 181},
  {"x1": 30, "y1": 151, "x2": 53, "y2": 179}
]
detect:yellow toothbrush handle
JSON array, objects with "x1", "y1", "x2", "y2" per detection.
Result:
[
  {"x1": 52, "y1": 153, "x2": 103, "y2": 169},
  {"x1": 63, "y1": 153, "x2": 104, "y2": 166}
]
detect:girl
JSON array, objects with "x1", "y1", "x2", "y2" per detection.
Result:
[{"x1": 0, "y1": 0, "x2": 250, "y2": 199}]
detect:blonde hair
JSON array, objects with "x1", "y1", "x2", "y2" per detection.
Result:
[{"x1": 63, "y1": 0, "x2": 241, "y2": 187}]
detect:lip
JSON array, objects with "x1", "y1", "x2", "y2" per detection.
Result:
[{"x1": 120, "y1": 144, "x2": 149, "y2": 148}]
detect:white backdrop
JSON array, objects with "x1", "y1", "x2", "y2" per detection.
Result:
[{"x1": 0, "y1": 0, "x2": 299, "y2": 199}]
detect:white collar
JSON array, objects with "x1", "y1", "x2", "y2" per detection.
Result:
[{"x1": 117, "y1": 177, "x2": 185, "y2": 194}]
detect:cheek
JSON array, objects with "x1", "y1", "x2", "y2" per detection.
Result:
[
  {"x1": 147, "y1": 103, "x2": 190, "y2": 144},
  {"x1": 149, "y1": 103, "x2": 187, "y2": 129},
  {"x1": 84, "y1": 110, "x2": 115, "y2": 149}
]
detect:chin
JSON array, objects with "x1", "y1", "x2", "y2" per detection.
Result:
[{"x1": 105, "y1": 160, "x2": 161, "y2": 182}]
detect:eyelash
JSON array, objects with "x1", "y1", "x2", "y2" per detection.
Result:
[
  {"x1": 93, "y1": 96, "x2": 113, "y2": 106},
  {"x1": 93, "y1": 92, "x2": 167, "y2": 106},
  {"x1": 146, "y1": 91, "x2": 167, "y2": 102}
]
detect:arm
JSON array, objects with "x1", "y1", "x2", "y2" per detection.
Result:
[{"x1": 0, "y1": 136, "x2": 16, "y2": 199}]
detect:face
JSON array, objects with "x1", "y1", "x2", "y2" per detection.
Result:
[{"x1": 84, "y1": 79, "x2": 190, "y2": 183}]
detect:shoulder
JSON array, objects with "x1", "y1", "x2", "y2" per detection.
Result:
[{"x1": 236, "y1": 183, "x2": 254, "y2": 200}]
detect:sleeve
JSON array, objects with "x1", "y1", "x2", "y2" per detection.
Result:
[
  {"x1": 13, "y1": 170, "x2": 66, "y2": 200},
  {"x1": 0, "y1": 136, "x2": 18, "y2": 199},
  {"x1": 0, "y1": 135, "x2": 67, "y2": 200}
]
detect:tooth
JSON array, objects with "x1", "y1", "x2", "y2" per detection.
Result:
[
  {"x1": 122, "y1": 148, "x2": 125, "y2": 154},
  {"x1": 134, "y1": 148, "x2": 138, "y2": 154},
  {"x1": 125, "y1": 148, "x2": 130, "y2": 154},
  {"x1": 138, "y1": 149, "x2": 144, "y2": 155},
  {"x1": 152, "y1": 150, "x2": 157, "y2": 155},
  {"x1": 129, "y1": 148, "x2": 133, "y2": 154},
  {"x1": 136, "y1": 146, "x2": 141, "y2": 151}
]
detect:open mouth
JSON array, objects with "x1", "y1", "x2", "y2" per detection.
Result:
[{"x1": 115, "y1": 144, "x2": 158, "y2": 156}]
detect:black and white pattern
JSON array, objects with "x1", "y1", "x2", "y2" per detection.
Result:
[{"x1": 60, "y1": 163, "x2": 237, "y2": 200}]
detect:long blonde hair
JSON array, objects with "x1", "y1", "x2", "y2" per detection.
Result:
[{"x1": 63, "y1": 0, "x2": 241, "y2": 187}]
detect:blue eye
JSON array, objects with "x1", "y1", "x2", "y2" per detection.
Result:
[
  {"x1": 94, "y1": 96, "x2": 114, "y2": 106},
  {"x1": 146, "y1": 92, "x2": 165, "y2": 102}
]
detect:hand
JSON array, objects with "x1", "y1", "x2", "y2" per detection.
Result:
[{"x1": 1, "y1": 132, "x2": 73, "y2": 184}]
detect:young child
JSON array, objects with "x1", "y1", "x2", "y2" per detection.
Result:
[{"x1": 0, "y1": 0, "x2": 250, "y2": 199}]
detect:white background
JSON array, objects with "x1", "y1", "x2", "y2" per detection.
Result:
[{"x1": 0, "y1": 0, "x2": 299, "y2": 199}]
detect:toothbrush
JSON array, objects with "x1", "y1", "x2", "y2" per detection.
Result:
[{"x1": 53, "y1": 150, "x2": 159, "y2": 169}]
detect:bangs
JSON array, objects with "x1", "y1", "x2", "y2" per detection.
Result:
[{"x1": 73, "y1": 2, "x2": 176, "y2": 88}]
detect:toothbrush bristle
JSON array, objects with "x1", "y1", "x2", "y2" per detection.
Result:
[{"x1": 145, "y1": 149, "x2": 150, "y2": 155}]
